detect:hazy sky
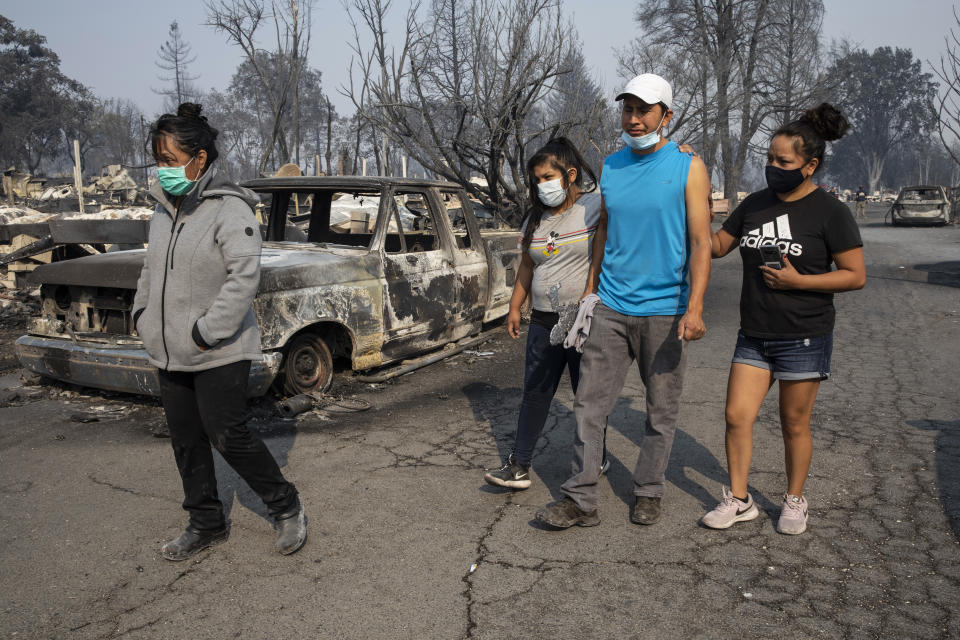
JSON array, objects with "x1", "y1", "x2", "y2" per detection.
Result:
[{"x1": 3, "y1": 0, "x2": 958, "y2": 116}]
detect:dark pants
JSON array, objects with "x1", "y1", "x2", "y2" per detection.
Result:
[
  {"x1": 158, "y1": 360, "x2": 298, "y2": 532},
  {"x1": 512, "y1": 321, "x2": 605, "y2": 467}
]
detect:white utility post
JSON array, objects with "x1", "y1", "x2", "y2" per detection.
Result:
[
  {"x1": 402, "y1": 156, "x2": 408, "y2": 178},
  {"x1": 362, "y1": 159, "x2": 367, "y2": 176},
  {"x1": 72, "y1": 139, "x2": 85, "y2": 214}
]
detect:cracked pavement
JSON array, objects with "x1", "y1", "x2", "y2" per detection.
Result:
[{"x1": 1, "y1": 205, "x2": 959, "y2": 639}]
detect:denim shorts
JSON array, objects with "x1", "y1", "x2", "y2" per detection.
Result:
[{"x1": 732, "y1": 330, "x2": 832, "y2": 381}]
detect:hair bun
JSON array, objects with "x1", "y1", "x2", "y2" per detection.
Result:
[
  {"x1": 801, "y1": 103, "x2": 850, "y2": 142},
  {"x1": 176, "y1": 102, "x2": 206, "y2": 122}
]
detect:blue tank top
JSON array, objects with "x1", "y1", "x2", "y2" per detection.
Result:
[{"x1": 598, "y1": 141, "x2": 692, "y2": 316}]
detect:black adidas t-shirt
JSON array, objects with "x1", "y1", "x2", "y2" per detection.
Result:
[{"x1": 722, "y1": 187, "x2": 862, "y2": 339}]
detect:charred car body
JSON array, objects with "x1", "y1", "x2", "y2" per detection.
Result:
[
  {"x1": 15, "y1": 177, "x2": 521, "y2": 396},
  {"x1": 890, "y1": 185, "x2": 951, "y2": 226}
]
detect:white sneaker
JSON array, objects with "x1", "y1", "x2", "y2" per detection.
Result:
[
  {"x1": 777, "y1": 493, "x2": 808, "y2": 535},
  {"x1": 701, "y1": 486, "x2": 759, "y2": 529}
]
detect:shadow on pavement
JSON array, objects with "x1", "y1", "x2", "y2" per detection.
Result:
[
  {"x1": 464, "y1": 380, "x2": 738, "y2": 513},
  {"x1": 212, "y1": 417, "x2": 299, "y2": 525},
  {"x1": 913, "y1": 261, "x2": 960, "y2": 288},
  {"x1": 908, "y1": 419, "x2": 960, "y2": 539},
  {"x1": 607, "y1": 398, "x2": 734, "y2": 510}
]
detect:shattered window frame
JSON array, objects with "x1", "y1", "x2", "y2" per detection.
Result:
[
  {"x1": 379, "y1": 187, "x2": 445, "y2": 255},
  {"x1": 260, "y1": 187, "x2": 384, "y2": 248},
  {"x1": 435, "y1": 188, "x2": 479, "y2": 251}
]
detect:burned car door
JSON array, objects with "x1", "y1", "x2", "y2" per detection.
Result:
[
  {"x1": 434, "y1": 188, "x2": 488, "y2": 329},
  {"x1": 378, "y1": 187, "x2": 464, "y2": 360}
]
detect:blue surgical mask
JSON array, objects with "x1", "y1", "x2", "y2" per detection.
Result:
[
  {"x1": 621, "y1": 111, "x2": 667, "y2": 151},
  {"x1": 157, "y1": 156, "x2": 200, "y2": 196},
  {"x1": 537, "y1": 178, "x2": 567, "y2": 208}
]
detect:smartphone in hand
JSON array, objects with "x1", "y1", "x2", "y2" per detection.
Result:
[{"x1": 758, "y1": 245, "x2": 784, "y2": 270}]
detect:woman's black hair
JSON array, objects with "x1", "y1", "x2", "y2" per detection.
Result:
[
  {"x1": 773, "y1": 102, "x2": 850, "y2": 173},
  {"x1": 521, "y1": 137, "x2": 598, "y2": 250},
  {"x1": 149, "y1": 102, "x2": 219, "y2": 168}
]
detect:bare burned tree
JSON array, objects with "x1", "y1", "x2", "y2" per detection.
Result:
[
  {"x1": 155, "y1": 21, "x2": 200, "y2": 111},
  {"x1": 344, "y1": 0, "x2": 577, "y2": 219},
  {"x1": 542, "y1": 46, "x2": 612, "y2": 173},
  {"x1": 205, "y1": 0, "x2": 313, "y2": 174},
  {"x1": 762, "y1": 0, "x2": 829, "y2": 129},
  {"x1": 620, "y1": 0, "x2": 829, "y2": 206},
  {"x1": 935, "y1": 6, "x2": 960, "y2": 169}
]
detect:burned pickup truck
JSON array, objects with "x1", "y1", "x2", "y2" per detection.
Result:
[{"x1": 15, "y1": 176, "x2": 521, "y2": 396}]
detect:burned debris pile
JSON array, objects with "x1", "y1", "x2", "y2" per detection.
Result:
[{"x1": 0, "y1": 165, "x2": 155, "y2": 293}]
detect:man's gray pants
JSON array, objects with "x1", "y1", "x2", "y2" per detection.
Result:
[{"x1": 560, "y1": 303, "x2": 687, "y2": 512}]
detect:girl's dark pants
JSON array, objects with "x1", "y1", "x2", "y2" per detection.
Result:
[
  {"x1": 158, "y1": 360, "x2": 298, "y2": 532},
  {"x1": 513, "y1": 319, "x2": 604, "y2": 467}
]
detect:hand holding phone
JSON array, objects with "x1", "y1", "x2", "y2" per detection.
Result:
[{"x1": 758, "y1": 245, "x2": 784, "y2": 270}]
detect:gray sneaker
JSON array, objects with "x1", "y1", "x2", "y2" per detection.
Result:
[
  {"x1": 701, "y1": 486, "x2": 759, "y2": 529},
  {"x1": 777, "y1": 493, "x2": 808, "y2": 535},
  {"x1": 484, "y1": 456, "x2": 531, "y2": 489}
]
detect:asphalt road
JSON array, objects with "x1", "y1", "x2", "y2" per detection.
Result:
[{"x1": 1, "y1": 203, "x2": 958, "y2": 639}]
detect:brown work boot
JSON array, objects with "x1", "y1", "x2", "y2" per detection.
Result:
[
  {"x1": 630, "y1": 496, "x2": 662, "y2": 525},
  {"x1": 535, "y1": 496, "x2": 600, "y2": 529}
]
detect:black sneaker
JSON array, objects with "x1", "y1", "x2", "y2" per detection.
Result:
[
  {"x1": 161, "y1": 526, "x2": 229, "y2": 561},
  {"x1": 536, "y1": 496, "x2": 600, "y2": 528},
  {"x1": 484, "y1": 455, "x2": 531, "y2": 489},
  {"x1": 630, "y1": 496, "x2": 662, "y2": 525}
]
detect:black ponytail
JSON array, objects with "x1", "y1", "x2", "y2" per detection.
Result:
[
  {"x1": 150, "y1": 102, "x2": 220, "y2": 168},
  {"x1": 521, "y1": 137, "x2": 597, "y2": 250},
  {"x1": 774, "y1": 102, "x2": 850, "y2": 173}
]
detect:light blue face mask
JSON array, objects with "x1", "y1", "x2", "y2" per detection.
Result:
[
  {"x1": 157, "y1": 156, "x2": 199, "y2": 196},
  {"x1": 621, "y1": 111, "x2": 667, "y2": 151},
  {"x1": 537, "y1": 178, "x2": 567, "y2": 208}
]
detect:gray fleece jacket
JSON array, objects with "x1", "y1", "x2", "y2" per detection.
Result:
[{"x1": 132, "y1": 167, "x2": 263, "y2": 372}]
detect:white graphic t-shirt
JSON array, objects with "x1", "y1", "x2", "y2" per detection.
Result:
[{"x1": 722, "y1": 187, "x2": 862, "y2": 339}]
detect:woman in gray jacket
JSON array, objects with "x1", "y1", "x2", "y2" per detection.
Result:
[{"x1": 133, "y1": 103, "x2": 306, "y2": 560}]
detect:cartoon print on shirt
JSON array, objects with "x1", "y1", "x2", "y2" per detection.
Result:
[
  {"x1": 739, "y1": 213, "x2": 804, "y2": 257},
  {"x1": 542, "y1": 230, "x2": 560, "y2": 256}
]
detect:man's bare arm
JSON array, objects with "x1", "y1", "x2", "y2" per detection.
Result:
[
  {"x1": 583, "y1": 197, "x2": 607, "y2": 298},
  {"x1": 679, "y1": 156, "x2": 712, "y2": 341}
]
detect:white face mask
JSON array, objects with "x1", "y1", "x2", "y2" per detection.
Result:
[
  {"x1": 537, "y1": 178, "x2": 567, "y2": 208},
  {"x1": 621, "y1": 111, "x2": 667, "y2": 151}
]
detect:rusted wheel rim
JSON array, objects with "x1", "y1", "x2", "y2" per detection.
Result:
[{"x1": 283, "y1": 333, "x2": 333, "y2": 395}]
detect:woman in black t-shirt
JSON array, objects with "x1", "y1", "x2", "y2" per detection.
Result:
[{"x1": 701, "y1": 103, "x2": 865, "y2": 535}]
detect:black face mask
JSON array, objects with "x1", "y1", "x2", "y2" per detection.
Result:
[{"x1": 765, "y1": 164, "x2": 806, "y2": 194}]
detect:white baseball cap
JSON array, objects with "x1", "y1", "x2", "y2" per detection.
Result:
[{"x1": 616, "y1": 74, "x2": 672, "y2": 109}]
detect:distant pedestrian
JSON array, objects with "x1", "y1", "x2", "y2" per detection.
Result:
[
  {"x1": 701, "y1": 103, "x2": 865, "y2": 535},
  {"x1": 483, "y1": 137, "x2": 611, "y2": 490},
  {"x1": 134, "y1": 103, "x2": 307, "y2": 560},
  {"x1": 535, "y1": 73, "x2": 712, "y2": 529},
  {"x1": 855, "y1": 185, "x2": 867, "y2": 218}
]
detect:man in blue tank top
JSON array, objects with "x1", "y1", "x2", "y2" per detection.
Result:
[{"x1": 537, "y1": 73, "x2": 712, "y2": 529}]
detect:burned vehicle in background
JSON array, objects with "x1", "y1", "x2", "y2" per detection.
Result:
[
  {"x1": 15, "y1": 177, "x2": 522, "y2": 397},
  {"x1": 890, "y1": 185, "x2": 951, "y2": 226}
]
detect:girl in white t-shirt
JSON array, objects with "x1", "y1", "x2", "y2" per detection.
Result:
[{"x1": 484, "y1": 137, "x2": 608, "y2": 490}]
